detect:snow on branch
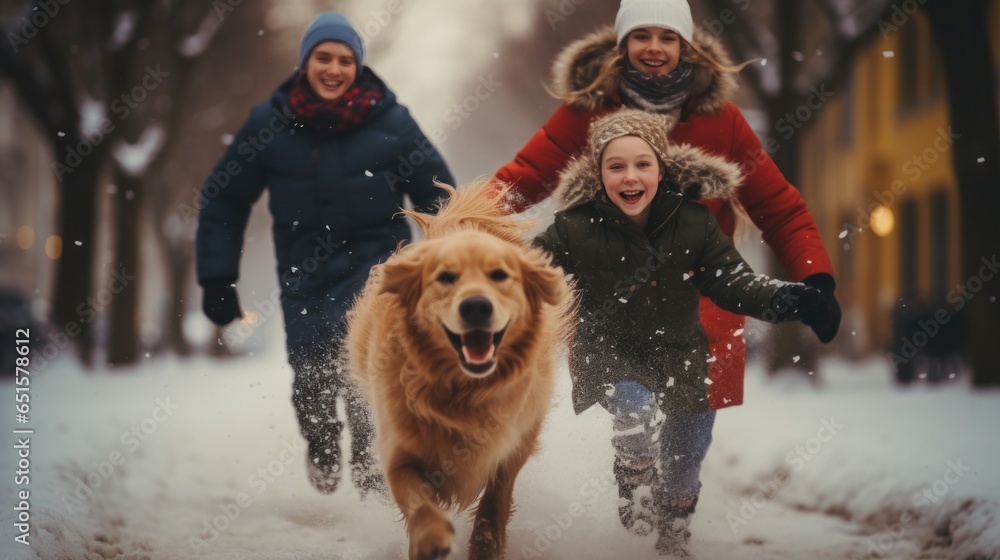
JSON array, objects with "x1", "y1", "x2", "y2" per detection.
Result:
[
  {"x1": 177, "y1": 10, "x2": 223, "y2": 58},
  {"x1": 111, "y1": 125, "x2": 167, "y2": 177},
  {"x1": 109, "y1": 10, "x2": 138, "y2": 52}
]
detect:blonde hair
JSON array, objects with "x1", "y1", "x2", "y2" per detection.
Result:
[
  {"x1": 680, "y1": 37, "x2": 754, "y2": 73},
  {"x1": 572, "y1": 49, "x2": 625, "y2": 100}
]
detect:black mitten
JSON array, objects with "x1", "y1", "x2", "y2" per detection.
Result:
[
  {"x1": 202, "y1": 280, "x2": 243, "y2": 326},
  {"x1": 802, "y1": 273, "x2": 842, "y2": 343}
]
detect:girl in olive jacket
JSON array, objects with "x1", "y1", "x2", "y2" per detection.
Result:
[
  {"x1": 497, "y1": 0, "x2": 841, "y2": 415},
  {"x1": 534, "y1": 109, "x2": 832, "y2": 556}
]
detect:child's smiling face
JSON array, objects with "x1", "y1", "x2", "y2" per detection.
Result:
[
  {"x1": 601, "y1": 135, "x2": 663, "y2": 229},
  {"x1": 626, "y1": 27, "x2": 682, "y2": 76}
]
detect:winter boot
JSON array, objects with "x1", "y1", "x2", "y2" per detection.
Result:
[
  {"x1": 654, "y1": 491, "x2": 698, "y2": 558},
  {"x1": 305, "y1": 419, "x2": 344, "y2": 494},
  {"x1": 614, "y1": 455, "x2": 659, "y2": 536}
]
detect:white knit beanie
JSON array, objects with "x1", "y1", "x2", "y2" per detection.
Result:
[{"x1": 615, "y1": 0, "x2": 694, "y2": 45}]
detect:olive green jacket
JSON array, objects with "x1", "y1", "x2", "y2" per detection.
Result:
[{"x1": 536, "y1": 189, "x2": 794, "y2": 415}]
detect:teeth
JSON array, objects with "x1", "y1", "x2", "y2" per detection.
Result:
[{"x1": 642, "y1": 60, "x2": 665, "y2": 66}]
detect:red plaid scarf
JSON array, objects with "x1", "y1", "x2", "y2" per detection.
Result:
[{"x1": 289, "y1": 69, "x2": 383, "y2": 131}]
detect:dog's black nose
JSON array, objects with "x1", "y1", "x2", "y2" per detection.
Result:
[{"x1": 459, "y1": 296, "x2": 493, "y2": 327}]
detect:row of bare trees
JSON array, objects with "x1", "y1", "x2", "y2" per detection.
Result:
[
  {"x1": 1, "y1": 0, "x2": 997, "y2": 387},
  {"x1": 0, "y1": 0, "x2": 299, "y2": 367}
]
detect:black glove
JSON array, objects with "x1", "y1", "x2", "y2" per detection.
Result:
[
  {"x1": 802, "y1": 273, "x2": 842, "y2": 343},
  {"x1": 770, "y1": 275, "x2": 841, "y2": 343},
  {"x1": 202, "y1": 280, "x2": 243, "y2": 326}
]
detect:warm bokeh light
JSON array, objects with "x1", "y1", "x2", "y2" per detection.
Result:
[
  {"x1": 16, "y1": 225, "x2": 34, "y2": 249},
  {"x1": 45, "y1": 235, "x2": 63, "y2": 259},
  {"x1": 870, "y1": 204, "x2": 895, "y2": 237}
]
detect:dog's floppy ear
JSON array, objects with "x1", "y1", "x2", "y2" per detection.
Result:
[
  {"x1": 519, "y1": 248, "x2": 570, "y2": 311},
  {"x1": 377, "y1": 246, "x2": 425, "y2": 311}
]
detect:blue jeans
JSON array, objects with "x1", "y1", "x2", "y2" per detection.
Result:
[{"x1": 606, "y1": 380, "x2": 716, "y2": 499}]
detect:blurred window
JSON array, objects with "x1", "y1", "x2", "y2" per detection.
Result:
[
  {"x1": 899, "y1": 198, "x2": 918, "y2": 298},
  {"x1": 840, "y1": 75, "x2": 854, "y2": 146},
  {"x1": 929, "y1": 190, "x2": 949, "y2": 298},
  {"x1": 898, "y1": 18, "x2": 920, "y2": 110},
  {"x1": 898, "y1": 12, "x2": 947, "y2": 112}
]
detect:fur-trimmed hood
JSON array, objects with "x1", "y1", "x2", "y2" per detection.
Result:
[
  {"x1": 551, "y1": 26, "x2": 737, "y2": 114},
  {"x1": 551, "y1": 140, "x2": 743, "y2": 212}
]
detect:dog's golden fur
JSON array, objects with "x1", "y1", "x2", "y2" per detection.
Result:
[{"x1": 344, "y1": 180, "x2": 575, "y2": 560}]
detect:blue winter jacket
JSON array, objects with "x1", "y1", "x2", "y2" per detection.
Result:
[{"x1": 196, "y1": 68, "x2": 453, "y2": 349}]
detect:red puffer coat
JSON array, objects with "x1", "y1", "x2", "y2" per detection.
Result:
[{"x1": 494, "y1": 27, "x2": 834, "y2": 410}]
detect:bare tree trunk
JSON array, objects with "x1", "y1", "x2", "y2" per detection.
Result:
[
  {"x1": 924, "y1": 0, "x2": 1000, "y2": 387},
  {"x1": 51, "y1": 151, "x2": 102, "y2": 367},
  {"x1": 108, "y1": 170, "x2": 142, "y2": 367},
  {"x1": 761, "y1": 1, "x2": 822, "y2": 377}
]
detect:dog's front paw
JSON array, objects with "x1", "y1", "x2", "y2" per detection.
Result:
[
  {"x1": 409, "y1": 505, "x2": 455, "y2": 560},
  {"x1": 468, "y1": 517, "x2": 503, "y2": 560}
]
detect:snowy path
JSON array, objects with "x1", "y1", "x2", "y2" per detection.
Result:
[{"x1": 2, "y1": 350, "x2": 999, "y2": 560}]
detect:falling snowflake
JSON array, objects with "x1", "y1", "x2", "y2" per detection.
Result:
[
  {"x1": 793, "y1": 356, "x2": 801, "y2": 363},
  {"x1": 365, "y1": 170, "x2": 373, "y2": 177}
]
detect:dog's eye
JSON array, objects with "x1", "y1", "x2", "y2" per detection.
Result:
[
  {"x1": 489, "y1": 269, "x2": 509, "y2": 282},
  {"x1": 437, "y1": 271, "x2": 457, "y2": 284}
]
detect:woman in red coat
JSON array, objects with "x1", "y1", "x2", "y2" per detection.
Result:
[{"x1": 494, "y1": 0, "x2": 841, "y2": 553}]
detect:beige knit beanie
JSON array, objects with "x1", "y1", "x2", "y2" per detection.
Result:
[{"x1": 587, "y1": 108, "x2": 675, "y2": 168}]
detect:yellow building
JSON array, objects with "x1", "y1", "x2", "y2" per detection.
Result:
[{"x1": 798, "y1": 3, "x2": 999, "y2": 356}]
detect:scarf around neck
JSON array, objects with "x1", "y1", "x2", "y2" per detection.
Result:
[
  {"x1": 619, "y1": 59, "x2": 695, "y2": 114},
  {"x1": 289, "y1": 68, "x2": 384, "y2": 131}
]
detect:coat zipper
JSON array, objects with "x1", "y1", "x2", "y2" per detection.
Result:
[{"x1": 648, "y1": 197, "x2": 683, "y2": 239}]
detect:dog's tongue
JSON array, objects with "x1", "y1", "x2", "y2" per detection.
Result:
[{"x1": 461, "y1": 330, "x2": 494, "y2": 364}]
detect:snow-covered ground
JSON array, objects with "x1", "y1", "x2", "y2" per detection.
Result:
[{"x1": 2, "y1": 344, "x2": 999, "y2": 560}]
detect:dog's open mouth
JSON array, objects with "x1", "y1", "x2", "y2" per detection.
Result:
[{"x1": 443, "y1": 325, "x2": 507, "y2": 375}]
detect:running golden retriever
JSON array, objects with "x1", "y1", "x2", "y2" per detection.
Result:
[{"x1": 344, "y1": 181, "x2": 575, "y2": 560}]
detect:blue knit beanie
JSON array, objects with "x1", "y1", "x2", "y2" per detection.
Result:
[{"x1": 299, "y1": 12, "x2": 365, "y2": 69}]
